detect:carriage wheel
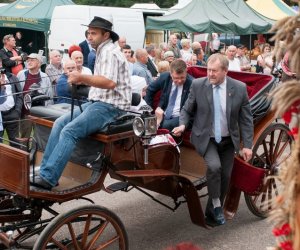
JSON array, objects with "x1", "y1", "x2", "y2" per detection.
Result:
[
  {"x1": 33, "y1": 205, "x2": 128, "y2": 250},
  {"x1": 244, "y1": 123, "x2": 293, "y2": 218}
]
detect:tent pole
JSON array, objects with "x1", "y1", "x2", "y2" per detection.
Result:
[{"x1": 44, "y1": 31, "x2": 48, "y2": 62}]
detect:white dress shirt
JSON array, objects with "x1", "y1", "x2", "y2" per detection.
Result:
[{"x1": 166, "y1": 82, "x2": 183, "y2": 118}]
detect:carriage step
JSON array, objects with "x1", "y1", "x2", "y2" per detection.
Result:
[
  {"x1": 106, "y1": 181, "x2": 129, "y2": 192},
  {"x1": 193, "y1": 176, "x2": 207, "y2": 187}
]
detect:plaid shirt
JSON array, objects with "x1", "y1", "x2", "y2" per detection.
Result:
[{"x1": 88, "y1": 39, "x2": 132, "y2": 110}]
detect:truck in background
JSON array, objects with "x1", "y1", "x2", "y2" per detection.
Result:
[{"x1": 48, "y1": 5, "x2": 146, "y2": 56}]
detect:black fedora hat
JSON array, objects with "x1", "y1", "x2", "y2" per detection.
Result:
[{"x1": 83, "y1": 16, "x2": 119, "y2": 43}]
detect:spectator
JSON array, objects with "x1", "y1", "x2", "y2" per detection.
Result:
[
  {"x1": 210, "y1": 33, "x2": 221, "y2": 54},
  {"x1": 146, "y1": 44, "x2": 158, "y2": 77},
  {"x1": 180, "y1": 39, "x2": 192, "y2": 62},
  {"x1": 250, "y1": 44, "x2": 261, "y2": 60},
  {"x1": 79, "y1": 30, "x2": 92, "y2": 67},
  {"x1": 236, "y1": 44, "x2": 251, "y2": 72},
  {"x1": 192, "y1": 41, "x2": 206, "y2": 64},
  {"x1": 157, "y1": 60, "x2": 170, "y2": 75},
  {"x1": 0, "y1": 34, "x2": 26, "y2": 75},
  {"x1": 122, "y1": 44, "x2": 134, "y2": 75},
  {"x1": 145, "y1": 59, "x2": 193, "y2": 131},
  {"x1": 130, "y1": 75, "x2": 148, "y2": 113},
  {"x1": 168, "y1": 34, "x2": 181, "y2": 58},
  {"x1": 56, "y1": 59, "x2": 78, "y2": 104},
  {"x1": 226, "y1": 45, "x2": 241, "y2": 71},
  {"x1": 132, "y1": 48, "x2": 153, "y2": 85},
  {"x1": 87, "y1": 49, "x2": 96, "y2": 74},
  {"x1": 17, "y1": 53, "x2": 53, "y2": 138},
  {"x1": 187, "y1": 54, "x2": 198, "y2": 67},
  {"x1": 117, "y1": 36, "x2": 126, "y2": 50},
  {"x1": 0, "y1": 71, "x2": 22, "y2": 148},
  {"x1": 45, "y1": 50, "x2": 63, "y2": 96},
  {"x1": 68, "y1": 45, "x2": 82, "y2": 58},
  {"x1": 257, "y1": 43, "x2": 274, "y2": 75},
  {"x1": 163, "y1": 51, "x2": 175, "y2": 64},
  {"x1": 71, "y1": 50, "x2": 92, "y2": 75},
  {"x1": 15, "y1": 31, "x2": 23, "y2": 50}
]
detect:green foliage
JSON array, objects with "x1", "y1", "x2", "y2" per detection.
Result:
[{"x1": 73, "y1": 0, "x2": 177, "y2": 8}]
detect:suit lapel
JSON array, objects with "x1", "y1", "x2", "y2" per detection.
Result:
[
  {"x1": 226, "y1": 77, "x2": 235, "y2": 123},
  {"x1": 205, "y1": 80, "x2": 213, "y2": 115}
]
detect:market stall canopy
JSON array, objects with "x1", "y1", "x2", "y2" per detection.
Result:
[
  {"x1": 146, "y1": 0, "x2": 273, "y2": 34},
  {"x1": 246, "y1": 0, "x2": 297, "y2": 21},
  {"x1": 0, "y1": 0, "x2": 74, "y2": 32}
]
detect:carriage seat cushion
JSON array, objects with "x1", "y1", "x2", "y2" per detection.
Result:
[{"x1": 30, "y1": 103, "x2": 136, "y2": 135}]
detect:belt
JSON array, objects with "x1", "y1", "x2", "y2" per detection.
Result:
[
  {"x1": 210, "y1": 136, "x2": 231, "y2": 143},
  {"x1": 2, "y1": 107, "x2": 15, "y2": 115}
]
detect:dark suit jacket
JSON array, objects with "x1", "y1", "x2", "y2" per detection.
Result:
[
  {"x1": 146, "y1": 58, "x2": 158, "y2": 77},
  {"x1": 145, "y1": 72, "x2": 193, "y2": 109},
  {"x1": 180, "y1": 76, "x2": 253, "y2": 155},
  {"x1": 79, "y1": 40, "x2": 90, "y2": 67}
]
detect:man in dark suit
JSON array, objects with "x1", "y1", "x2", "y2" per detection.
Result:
[
  {"x1": 146, "y1": 45, "x2": 158, "y2": 77},
  {"x1": 173, "y1": 53, "x2": 253, "y2": 226},
  {"x1": 145, "y1": 59, "x2": 193, "y2": 131},
  {"x1": 79, "y1": 30, "x2": 91, "y2": 67}
]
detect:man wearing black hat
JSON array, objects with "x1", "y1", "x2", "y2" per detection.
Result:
[{"x1": 32, "y1": 16, "x2": 132, "y2": 190}]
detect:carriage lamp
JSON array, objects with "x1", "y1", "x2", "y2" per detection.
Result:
[
  {"x1": 132, "y1": 107, "x2": 157, "y2": 138},
  {"x1": 132, "y1": 107, "x2": 157, "y2": 165}
]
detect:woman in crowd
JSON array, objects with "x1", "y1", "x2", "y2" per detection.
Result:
[{"x1": 257, "y1": 43, "x2": 274, "y2": 74}]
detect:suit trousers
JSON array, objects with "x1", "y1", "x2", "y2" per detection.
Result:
[{"x1": 203, "y1": 137, "x2": 234, "y2": 216}]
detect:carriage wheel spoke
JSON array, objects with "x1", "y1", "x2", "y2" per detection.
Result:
[
  {"x1": 254, "y1": 152, "x2": 266, "y2": 166},
  {"x1": 268, "y1": 179, "x2": 273, "y2": 210},
  {"x1": 50, "y1": 237, "x2": 68, "y2": 250},
  {"x1": 97, "y1": 235, "x2": 120, "y2": 250},
  {"x1": 262, "y1": 139, "x2": 271, "y2": 166},
  {"x1": 269, "y1": 131, "x2": 275, "y2": 163},
  {"x1": 67, "y1": 222, "x2": 81, "y2": 250},
  {"x1": 81, "y1": 214, "x2": 92, "y2": 249},
  {"x1": 272, "y1": 178, "x2": 279, "y2": 196},
  {"x1": 273, "y1": 131, "x2": 284, "y2": 159},
  {"x1": 274, "y1": 140, "x2": 290, "y2": 162},
  {"x1": 86, "y1": 220, "x2": 109, "y2": 250}
]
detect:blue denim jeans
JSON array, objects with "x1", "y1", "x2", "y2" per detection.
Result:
[{"x1": 40, "y1": 101, "x2": 124, "y2": 186}]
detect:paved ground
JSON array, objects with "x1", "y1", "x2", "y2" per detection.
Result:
[{"x1": 45, "y1": 176, "x2": 275, "y2": 250}]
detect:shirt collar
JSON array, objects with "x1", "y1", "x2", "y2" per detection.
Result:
[{"x1": 212, "y1": 78, "x2": 227, "y2": 89}]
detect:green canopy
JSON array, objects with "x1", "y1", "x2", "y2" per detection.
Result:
[
  {"x1": 146, "y1": 0, "x2": 274, "y2": 34},
  {"x1": 0, "y1": 0, "x2": 74, "y2": 32}
]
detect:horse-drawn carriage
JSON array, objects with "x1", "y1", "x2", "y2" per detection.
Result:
[{"x1": 0, "y1": 67, "x2": 293, "y2": 249}]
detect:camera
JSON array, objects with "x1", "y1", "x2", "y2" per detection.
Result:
[
  {"x1": 20, "y1": 52, "x2": 28, "y2": 61},
  {"x1": 0, "y1": 68, "x2": 6, "y2": 74}
]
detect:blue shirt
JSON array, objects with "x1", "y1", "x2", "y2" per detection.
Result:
[
  {"x1": 56, "y1": 74, "x2": 72, "y2": 104},
  {"x1": 132, "y1": 62, "x2": 153, "y2": 85}
]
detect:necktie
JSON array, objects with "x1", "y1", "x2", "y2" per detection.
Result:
[
  {"x1": 214, "y1": 85, "x2": 222, "y2": 143},
  {"x1": 165, "y1": 86, "x2": 178, "y2": 119}
]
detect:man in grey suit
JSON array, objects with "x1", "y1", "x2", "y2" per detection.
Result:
[{"x1": 173, "y1": 53, "x2": 253, "y2": 226}]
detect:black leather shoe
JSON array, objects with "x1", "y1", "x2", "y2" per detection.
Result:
[
  {"x1": 30, "y1": 175, "x2": 52, "y2": 190},
  {"x1": 205, "y1": 215, "x2": 220, "y2": 227},
  {"x1": 213, "y1": 207, "x2": 226, "y2": 225}
]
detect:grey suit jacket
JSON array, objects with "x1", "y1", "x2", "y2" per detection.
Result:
[{"x1": 180, "y1": 76, "x2": 253, "y2": 156}]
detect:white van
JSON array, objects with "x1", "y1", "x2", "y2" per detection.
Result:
[{"x1": 48, "y1": 5, "x2": 146, "y2": 53}]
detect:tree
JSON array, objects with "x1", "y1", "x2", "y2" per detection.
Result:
[{"x1": 73, "y1": 0, "x2": 177, "y2": 8}]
